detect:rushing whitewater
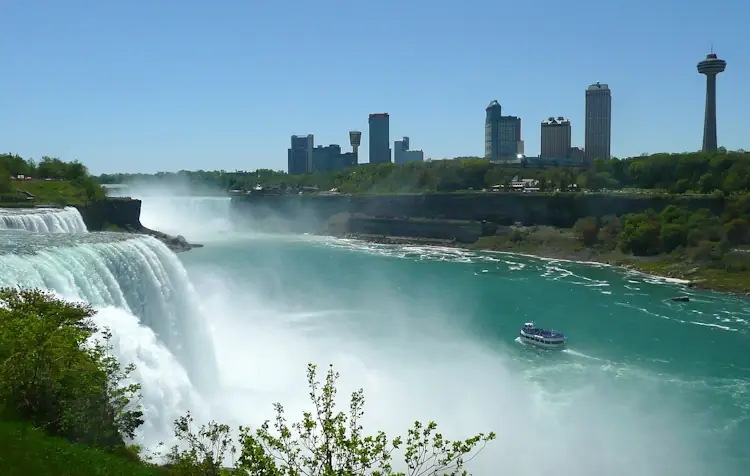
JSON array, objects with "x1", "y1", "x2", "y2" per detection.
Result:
[
  {"x1": 108, "y1": 187, "x2": 233, "y2": 241},
  {"x1": 0, "y1": 231, "x2": 216, "y2": 448},
  {"x1": 0, "y1": 206, "x2": 88, "y2": 233}
]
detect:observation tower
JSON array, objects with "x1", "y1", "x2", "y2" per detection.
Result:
[
  {"x1": 349, "y1": 130, "x2": 362, "y2": 157},
  {"x1": 697, "y1": 52, "x2": 726, "y2": 152}
]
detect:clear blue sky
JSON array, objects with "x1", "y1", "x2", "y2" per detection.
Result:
[{"x1": 1, "y1": 0, "x2": 747, "y2": 174}]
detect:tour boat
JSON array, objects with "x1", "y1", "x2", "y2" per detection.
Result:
[{"x1": 519, "y1": 321, "x2": 567, "y2": 350}]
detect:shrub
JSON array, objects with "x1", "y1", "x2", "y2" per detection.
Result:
[
  {"x1": 166, "y1": 364, "x2": 495, "y2": 475},
  {"x1": 0, "y1": 288, "x2": 143, "y2": 449}
]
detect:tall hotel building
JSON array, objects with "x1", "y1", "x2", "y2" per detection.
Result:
[
  {"x1": 485, "y1": 100, "x2": 522, "y2": 161},
  {"x1": 540, "y1": 117, "x2": 572, "y2": 158},
  {"x1": 584, "y1": 83, "x2": 612, "y2": 162},
  {"x1": 288, "y1": 134, "x2": 314, "y2": 175},
  {"x1": 368, "y1": 113, "x2": 391, "y2": 164}
]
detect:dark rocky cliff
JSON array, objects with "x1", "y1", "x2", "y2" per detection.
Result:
[
  {"x1": 345, "y1": 215, "x2": 490, "y2": 243},
  {"x1": 76, "y1": 197, "x2": 143, "y2": 231},
  {"x1": 75, "y1": 198, "x2": 201, "y2": 253},
  {"x1": 231, "y1": 193, "x2": 725, "y2": 229}
]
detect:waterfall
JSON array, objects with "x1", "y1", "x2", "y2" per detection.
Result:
[
  {"x1": 0, "y1": 207, "x2": 88, "y2": 233},
  {"x1": 0, "y1": 233, "x2": 216, "y2": 449}
]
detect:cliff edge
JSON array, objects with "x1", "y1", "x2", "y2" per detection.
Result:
[{"x1": 75, "y1": 198, "x2": 203, "y2": 253}]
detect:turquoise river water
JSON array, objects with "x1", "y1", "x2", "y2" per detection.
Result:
[{"x1": 1, "y1": 196, "x2": 748, "y2": 476}]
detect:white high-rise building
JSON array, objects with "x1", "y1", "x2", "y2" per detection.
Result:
[{"x1": 584, "y1": 83, "x2": 612, "y2": 162}]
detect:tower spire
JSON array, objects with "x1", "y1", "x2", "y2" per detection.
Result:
[{"x1": 697, "y1": 51, "x2": 726, "y2": 152}]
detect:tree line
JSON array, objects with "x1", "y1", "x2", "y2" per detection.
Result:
[
  {"x1": 570, "y1": 196, "x2": 750, "y2": 273},
  {"x1": 0, "y1": 153, "x2": 105, "y2": 203},
  {"x1": 0, "y1": 288, "x2": 494, "y2": 475},
  {"x1": 96, "y1": 150, "x2": 750, "y2": 195},
  {"x1": 0, "y1": 154, "x2": 91, "y2": 182}
]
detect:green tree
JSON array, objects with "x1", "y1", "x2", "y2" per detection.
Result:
[
  {"x1": 164, "y1": 413, "x2": 235, "y2": 475},
  {"x1": 0, "y1": 164, "x2": 11, "y2": 193},
  {"x1": 659, "y1": 223, "x2": 687, "y2": 253},
  {"x1": 36, "y1": 156, "x2": 68, "y2": 179},
  {"x1": 619, "y1": 212, "x2": 662, "y2": 256},
  {"x1": 0, "y1": 288, "x2": 143, "y2": 448},
  {"x1": 659, "y1": 205, "x2": 688, "y2": 225},
  {"x1": 64, "y1": 160, "x2": 89, "y2": 181},
  {"x1": 95, "y1": 150, "x2": 750, "y2": 196},
  {"x1": 0, "y1": 153, "x2": 35, "y2": 177},
  {"x1": 168, "y1": 364, "x2": 495, "y2": 475}
]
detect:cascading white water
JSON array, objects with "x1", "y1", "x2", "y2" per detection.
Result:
[
  {"x1": 0, "y1": 232, "x2": 216, "y2": 449},
  {"x1": 137, "y1": 196, "x2": 233, "y2": 241},
  {"x1": 0, "y1": 207, "x2": 88, "y2": 233}
]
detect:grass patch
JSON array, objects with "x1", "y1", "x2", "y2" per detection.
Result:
[
  {"x1": 13, "y1": 180, "x2": 92, "y2": 205},
  {"x1": 0, "y1": 180, "x2": 106, "y2": 208},
  {"x1": 469, "y1": 226, "x2": 587, "y2": 256},
  {"x1": 0, "y1": 421, "x2": 163, "y2": 476},
  {"x1": 0, "y1": 201, "x2": 34, "y2": 208}
]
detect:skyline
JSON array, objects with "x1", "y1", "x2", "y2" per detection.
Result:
[{"x1": 1, "y1": 1, "x2": 748, "y2": 175}]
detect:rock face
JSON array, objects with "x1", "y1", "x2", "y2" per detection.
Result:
[
  {"x1": 76, "y1": 197, "x2": 144, "y2": 231},
  {"x1": 75, "y1": 198, "x2": 203, "y2": 253},
  {"x1": 229, "y1": 192, "x2": 726, "y2": 246},
  {"x1": 338, "y1": 214, "x2": 492, "y2": 244},
  {"x1": 231, "y1": 193, "x2": 725, "y2": 228}
]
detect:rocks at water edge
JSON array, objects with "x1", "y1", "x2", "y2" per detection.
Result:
[
  {"x1": 668, "y1": 296, "x2": 690, "y2": 302},
  {"x1": 137, "y1": 227, "x2": 204, "y2": 253}
]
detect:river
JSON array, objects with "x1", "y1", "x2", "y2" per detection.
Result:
[{"x1": 0, "y1": 196, "x2": 748, "y2": 475}]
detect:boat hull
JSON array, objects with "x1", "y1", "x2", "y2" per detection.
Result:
[{"x1": 519, "y1": 334, "x2": 567, "y2": 350}]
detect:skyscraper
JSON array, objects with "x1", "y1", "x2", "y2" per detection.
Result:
[
  {"x1": 541, "y1": 117, "x2": 572, "y2": 158},
  {"x1": 288, "y1": 134, "x2": 314, "y2": 175},
  {"x1": 485, "y1": 101, "x2": 522, "y2": 161},
  {"x1": 484, "y1": 100, "x2": 503, "y2": 160},
  {"x1": 584, "y1": 83, "x2": 612, "y2": 162},
  {"x1": 368, "y1": 113, "x2": 391, "y2": 164},
  {"x1": 498, "y1": 116, "x2": 522, "y2": 158},
  {"x1": 697, "y1": 52, "x2": 726, "y2": 153}
]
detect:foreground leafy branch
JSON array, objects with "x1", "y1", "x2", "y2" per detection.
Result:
[{"x1": 170, "y1": 363, "x2": 495, "y2": 475}]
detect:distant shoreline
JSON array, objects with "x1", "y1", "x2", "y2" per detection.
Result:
[{"x1": 339, "y1": 232, "x2": 746, "y2": 296}]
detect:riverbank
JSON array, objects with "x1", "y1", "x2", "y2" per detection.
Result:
[{"x1": 341, "y1": 226, "x2": 750, "y2": 296}]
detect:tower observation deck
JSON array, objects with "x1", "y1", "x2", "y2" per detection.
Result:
[{"x1": 697, "y1": 53, "x2": 726, "y2": 153}]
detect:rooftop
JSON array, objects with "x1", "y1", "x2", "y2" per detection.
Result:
[
  {"x1": 587, "y1": 82, "x2": 610, "y2": 91},
  {"x1": 542, "y1": 116, "x2": 570, "y2": 125}
]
